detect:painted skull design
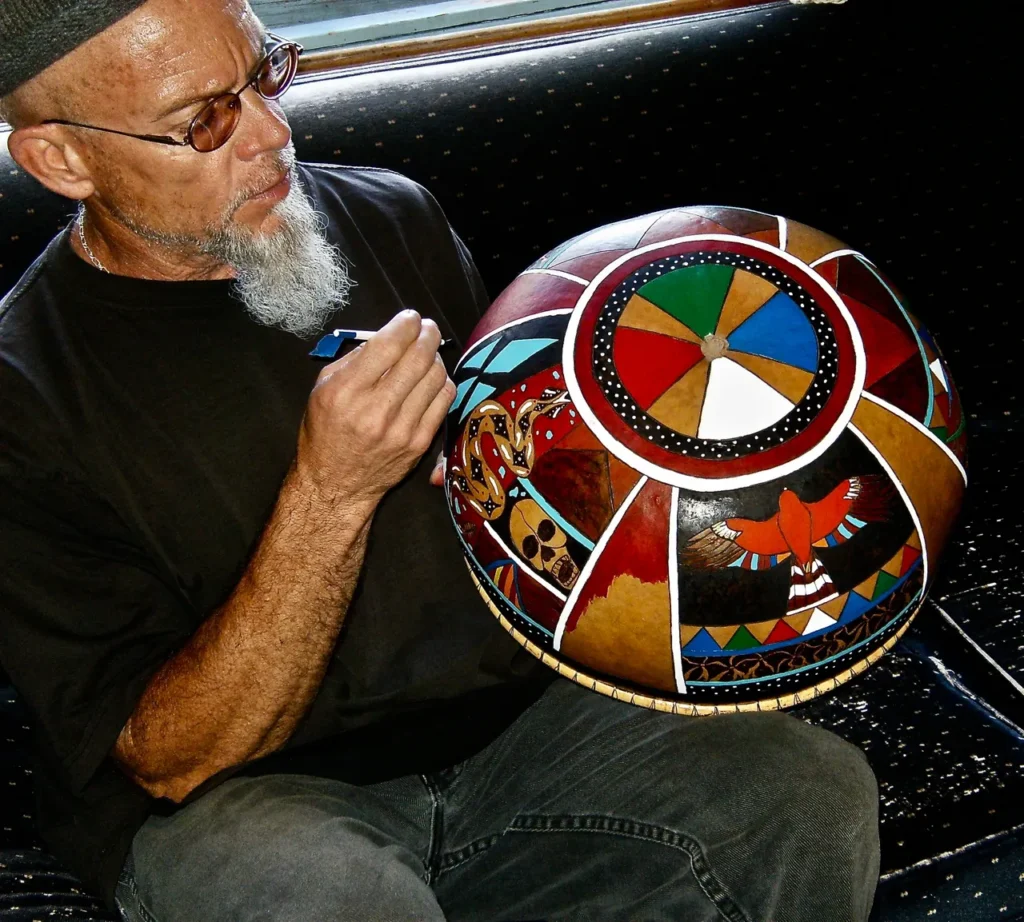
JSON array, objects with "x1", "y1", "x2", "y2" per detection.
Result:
[{"x1": 509, "y1": 499, "x2": 580, "y2": 589}]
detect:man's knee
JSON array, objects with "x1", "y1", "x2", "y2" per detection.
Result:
[
  {"x1": 684, "y1": 712, "x2": 879, "y2": 889},
  {"x1": 631, "y1": 710, "x2": 879, "y2": 851},
  {"x1": 130, "y1": 775, "x2": 445, "y2": 922}
]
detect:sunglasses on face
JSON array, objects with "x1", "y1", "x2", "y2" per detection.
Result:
[{"x1": 42, "y1": 33, "x2": 302, "y2": 153}]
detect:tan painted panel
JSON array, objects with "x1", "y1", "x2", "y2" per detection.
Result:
[
  {"x1": 706, "y1": 624, "x2": 740, "y2": 648},
  {"x1": 619, "y1": 294, "x2": 703, "y2": 343},
  {"x1": 561, "y1": 574, "x2": 677, "y2": 693},
  {"x1": 785, "y1": 220, "x2": 850, "y2": 265},
  {"x1": 881, "y1": 548, "x2": 904, "y2": 577},
  {"x1": 851, "y1": 398, "x2": 966, "y2": 578},
  {"x1": 679, "y1": 623, "x2": 703, "y2": 647},
  {"x1": 716, "y1": 270, "x2": 779, "y2": 337},
  {"x1": 647, "y1": 361, "x2": 710, "y2": 436},
  {"x1": 746, "y1": 619, "x2": 778, "y2": 644},
  {"x1": 854, "y1": 572, "x2": 879, "y2": 599},
  {"x1": 727, "y1": 352, "x2": 814, "y2": 403},
  {"x1": 784, "y1": 610, "x2": 813, "y2": 634}
]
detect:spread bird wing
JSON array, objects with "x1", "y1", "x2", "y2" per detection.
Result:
[
  {"x1": 683, "y1": 516, "x2": 789, "y2": 570},
  {"x1": 810, "y1": 474, "x2": 896, "y2": 547}
]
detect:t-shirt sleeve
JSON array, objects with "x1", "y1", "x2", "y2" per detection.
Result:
[
  {"x1": 0, "y1": 466, "x2": 193, "y2": 794},
  {"x1": 309, "y1": 164, "x2": 491, "y2": 342},
  {"x1": 398, "y1": 176, "x2": 492, "y2": 340}
]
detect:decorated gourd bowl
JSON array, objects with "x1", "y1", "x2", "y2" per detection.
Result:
[{"x1": 443, "y1": 206, "x2": 966, "y2": 714}]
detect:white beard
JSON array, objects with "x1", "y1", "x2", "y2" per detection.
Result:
[
  {"x1": 199, "y1": 167, "x2": 354, "y2": 338},
  {"x1": 110, "y1": 147, "x2": 353, "y2": 338}
]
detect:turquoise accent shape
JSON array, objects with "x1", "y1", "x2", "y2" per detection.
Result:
[
  {"x1": 728, "y1": 552, "x2": 748, "y2": 568},
  {"x1": 462, "y1": 338, "x2": 501, "y2": 370},
  {"x1": 452, "y1": 376, "x2": 478, "y2": 415},
  {"x1": 727, "y1": 292, "x2": 819, "y2": 372},
  {"x1": 485, "y1": 338, "x2": 558, "y2": 373},
  {"x1": 458, "y1": 382, "x2": 497, "y2": 422}
]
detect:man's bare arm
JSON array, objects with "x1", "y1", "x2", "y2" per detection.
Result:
[{"x1": 112, "y1": 311, "x2": 455, "y2": 803}]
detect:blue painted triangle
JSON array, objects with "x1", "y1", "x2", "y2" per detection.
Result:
[
  {"x1": 839, "y1": 590, "x2": 876, "y2": 625},
  {"x1": 726, "y1": 292, "x2": 819, "y2": 372},
  {"x1": 681, "y1": 627, "x2": 723, "y2": 656},
  {"x1": 462, "y1": 338, "x2": 501, "y2": 370},
  {"x1": 459, "y1": 382, "x2": 497, "y2": 422},
  {"x1": 485, "y1": 338, "x2": 559, "y2": 374}
]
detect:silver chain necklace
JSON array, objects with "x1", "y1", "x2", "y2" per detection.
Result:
[{"x1": 77, "y1": 205, "x2": 109, "y2": 274}]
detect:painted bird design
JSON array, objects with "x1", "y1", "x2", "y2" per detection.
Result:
[{"x1": 683, "y1": 475, "x2": 896, "y2": 616}]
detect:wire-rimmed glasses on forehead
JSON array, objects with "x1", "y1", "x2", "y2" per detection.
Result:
[{"x1": 41, "y1": 32, "x2": 302, "y2": 153}]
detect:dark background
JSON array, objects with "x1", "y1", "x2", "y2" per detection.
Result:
[{"x1": 2, "y1": 1, "x2": 1023, "y2": 918}]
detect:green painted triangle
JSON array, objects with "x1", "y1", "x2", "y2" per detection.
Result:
[
  {"x1": 872, "y1": 570, "x2": 900, "y2": 600},
  {"x1": 724, "y1": 624, "x2": 761, "y2": 651},
  {"x1": 637, "y1": 263, "x2": 734, "y2": 338},
  {"x1": 931, "y1": 426, "x2": 949, "y2": 441}
]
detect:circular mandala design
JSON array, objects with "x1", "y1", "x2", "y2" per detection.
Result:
[
  {"x1": 565, "y1": 237, "x2": 864, "y2": 490},
  {"x1": 593, "y1": 252, "x2": 839, "y2": 460}
]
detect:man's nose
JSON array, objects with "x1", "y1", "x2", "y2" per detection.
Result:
[{"x1": 233, "y1": 91, "x2": 292, "y2": 160}]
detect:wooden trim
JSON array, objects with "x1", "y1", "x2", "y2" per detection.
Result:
[{"x1": 296, "y1": 0, "x2": 775, "y2": 74}]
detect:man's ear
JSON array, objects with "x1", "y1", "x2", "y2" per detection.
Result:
[{"x1": 6, "y1": 126, "x2": 95, "y2": 201}]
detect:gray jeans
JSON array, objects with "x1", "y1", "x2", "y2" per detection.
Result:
[{"x1": 114, "y1": 678, "x2": 879, "y2": 922}]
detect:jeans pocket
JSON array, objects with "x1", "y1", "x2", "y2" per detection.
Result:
[{"x1": 114, "y1": 852, "x2": 161, "y2": 922}]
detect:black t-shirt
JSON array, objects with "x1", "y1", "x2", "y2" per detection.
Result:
[{"x1": 0, "y1": 164, "x2": 548, "y2": 907}]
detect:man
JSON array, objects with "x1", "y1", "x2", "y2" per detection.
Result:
[{"x1": 0, "y1": 2, "x2": 880, "y2": 920}]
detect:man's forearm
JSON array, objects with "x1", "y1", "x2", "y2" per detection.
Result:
[{"x1": 114, "y1": 463, "x2": 376, "y2": 802}]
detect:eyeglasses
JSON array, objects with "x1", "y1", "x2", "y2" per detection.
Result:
[{"x1": 42, "y1": 33, "x2": 302, "y2": 153}]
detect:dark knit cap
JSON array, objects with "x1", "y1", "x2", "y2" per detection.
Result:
[{"x1": 0, "y1": 0, "x2": 149, "y2": 97}]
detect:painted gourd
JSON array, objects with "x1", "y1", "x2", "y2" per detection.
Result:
[{"x1": 443, "y1": 207, "x2": 966, "y2": 714}]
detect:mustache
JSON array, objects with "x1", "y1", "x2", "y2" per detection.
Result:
[{"x1": 229, "y1": 146, "x2": 298, "y2": 213}]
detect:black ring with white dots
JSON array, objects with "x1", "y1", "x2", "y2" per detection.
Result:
[{"x1": 592, "y1": 251, "x2": 840, "y2": 460}]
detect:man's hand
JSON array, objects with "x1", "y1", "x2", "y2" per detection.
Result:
[
  {"x1": 297, "y1": 310, "x2": 456, "y2": 508},
  {"x1": 113, "y1": 309, "x2": 457, "y2": 803}
]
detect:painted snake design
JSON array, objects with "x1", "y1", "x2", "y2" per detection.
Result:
[{"x1": 449, "y1": 387, "x2": 572, "y2": 520}]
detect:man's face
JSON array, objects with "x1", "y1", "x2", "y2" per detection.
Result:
[{"x1": 75, "y1": 0, "x2": 294, "y2": 244}]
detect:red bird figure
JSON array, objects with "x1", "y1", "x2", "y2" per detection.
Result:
[{"x1": 683, "y1": 475, "x2": 896, "y2": 616}]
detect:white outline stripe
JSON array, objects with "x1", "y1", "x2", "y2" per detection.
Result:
[
  {"x1": 561, "y1": 234, "x2": 867, "y2": 492},
  {"x1": 848, "y1": 422, "x2": 929, "y2": 587},
  {"x1": 521, "y1": 268, "x2": 589, "y2": 286},
  {"x1": 483, "y1": 521, "x2": 567, "y2": 602},
  {"x1": 860, "y1": 391, "x2": 968, "y2": 485},
  {"x1": 453, "y1": 308, "x2": 572, "y2": 375},
  {"x1": 668, "y1": 487, "x2": 687, "y2": 694},
  {"x1": 809, "y1": 248, "x2": 874, "y2": 268},
  {"x1": 777, "y1": 215, "x2": 788, "y2": 252},
  {"x1": 553, "y1": 475, "x2": 649, "y2": 650}
]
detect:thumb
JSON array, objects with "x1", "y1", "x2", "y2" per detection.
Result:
[{"x1": 429, "y1": 451, "x2": 445, "y2": 487}]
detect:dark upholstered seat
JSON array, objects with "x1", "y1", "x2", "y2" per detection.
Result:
[{"x1": 2, "y1": 0, "x2": 1022, "y2": 918}]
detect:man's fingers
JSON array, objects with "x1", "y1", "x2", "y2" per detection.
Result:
[
  {"x1": 350, "y1": 309, "x2": 425, "y2": 385},
  {"x1": 375, "y1": 319, "x2": 444, "y2": 410},
  {"x1": 313, "y1": 341, "x2": 364, "y2": 390},
  {"x1": 395, "y1": 352, "x2": 449, "y2": 431},
  {"x1": 413, "y1": 375, "x2": 457, "y2": 456}
]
